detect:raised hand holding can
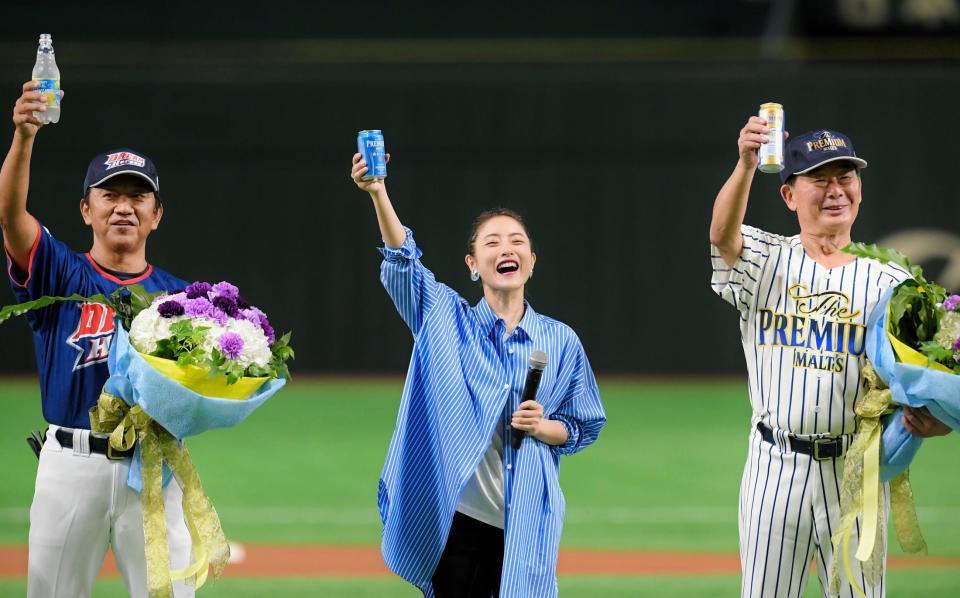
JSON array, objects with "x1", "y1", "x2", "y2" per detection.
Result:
[
  {"x1": 757, "y1": 102, "x2": 784, "y2": 174},
  {"x1": 357, "y1": 130, "x2": 387, "y2": 181}
]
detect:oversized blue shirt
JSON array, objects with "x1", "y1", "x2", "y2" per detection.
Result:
[{"x1": 377, "y1": 228, "x2": 606, "y2": 597}]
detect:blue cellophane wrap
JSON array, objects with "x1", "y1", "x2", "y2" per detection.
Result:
[
  {"x1": 104, "y1": 325, "x2": 286, "y2": 492},
  {"x1": 867, "y1": 288, "x2": 960, "y2": 481}
]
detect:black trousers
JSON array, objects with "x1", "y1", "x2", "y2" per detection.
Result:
[{"x1": 432, "y1": 512, "x2": 505, "y2": 598}]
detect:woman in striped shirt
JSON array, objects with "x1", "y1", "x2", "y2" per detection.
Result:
[{"x1": 351, "y1": 152, "x2": 606, "y2": 597}]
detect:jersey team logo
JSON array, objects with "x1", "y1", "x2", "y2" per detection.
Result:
[
  {"x1": 67, "y1": 303, "x2": 116, "y2": 370},
  {"x1": 756, "y1": 283, "x2": 866, "y2": 374},
  {"x1": 103, "y1": 151, "x2": 146, "y2": 170}
]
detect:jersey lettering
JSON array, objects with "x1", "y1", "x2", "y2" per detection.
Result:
[{"x1": 67, "y1": 303, "x2": 117, "y2": 370}]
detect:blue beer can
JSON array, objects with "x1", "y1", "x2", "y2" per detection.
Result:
[{"x1": 357, "y1": 130, "x2": 387, "y2": 180}]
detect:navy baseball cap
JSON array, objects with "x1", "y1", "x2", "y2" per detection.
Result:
[
  {"x1": 780, "y1": 130, "x2": 868, "y2": 183},
  {"x1": 82, "y1": 148, "x2": 159, "y2": 195}
]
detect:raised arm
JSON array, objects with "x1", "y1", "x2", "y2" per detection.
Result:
[
  {"x1": 351, "y1": 152, "x2": 405, "y2": 248},
  {"x1": 0, "y1": 81, "x2": 52, "y2": 270},
  {"x1": 350, "y1": 151, "x2": 450, "y2": 335},
  {"x1": 709, "y1": 116, "x2": 771, "y2": 268}
]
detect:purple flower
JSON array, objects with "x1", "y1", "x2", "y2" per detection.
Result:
[
  {"x1": 212, "y1": 281, "x2": 240, "y2": 300},
  {"x1": 262, "y1": 320, "x2": 276, "y2": 345},
  {"x1": 240, "y1": 307, "x2": 265, "y2": 325},
  {"x1": 944, "y1": 295, "x2": 960, "y2": 312},
  {"x1": 953, "y1": 337, "x2": 960, "y2": 351},
  {"x1": 156, "y1": 291, "x2": 187, "y2": 304},
  {"x1": 186, "y1": 281, "x2": 213, "y2": 300},
  {"x1": 183, "y1": 297, "x2": 228, "y2": 325},
  {"x1": 241, "y1": 307, "x2": 275, "y2": 344},
  {"x1": 218, "y1": 332, "x2": 244, "y2": 360},
  {"x1": 183, "y1": 297, "x2": 213, "y2": 318},
  {"x1": 236, "y1": 296, "x2": 251, "y2": 310},
  {"x1": 213, "y1": 295, "x2": 239, "y2": 318},
  {"x1": 157, "y1": 300, "x2": 185, "y2": 318}
]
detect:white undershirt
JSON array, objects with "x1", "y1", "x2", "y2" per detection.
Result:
[{"x1": 455, "y1": 424, "x2": 505, "y2": 529}]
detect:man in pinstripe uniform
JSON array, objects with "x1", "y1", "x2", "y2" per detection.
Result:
[{"x1": 709, "y1": 119, "x2": 949, "y2": 597}]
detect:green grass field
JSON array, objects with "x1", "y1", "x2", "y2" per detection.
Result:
[{"x1": 1, "y1": 377, "x2": 958, "y2": 596}]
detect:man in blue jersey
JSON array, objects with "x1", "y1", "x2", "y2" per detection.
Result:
[{"x1": 1, "y1": 81, "x2": 194, "y2": 597}]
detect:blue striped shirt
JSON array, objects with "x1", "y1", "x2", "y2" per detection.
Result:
[{"x1": 377, "y1": 228, "x2": 606, "y2": 597}]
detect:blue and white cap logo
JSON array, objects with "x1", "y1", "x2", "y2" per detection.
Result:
[{"x1": 103, "y1": 151, "x2": 146, "y2": 170}]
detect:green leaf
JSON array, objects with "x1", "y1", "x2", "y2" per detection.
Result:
[
  {"x1": 843, "y1": 242, "x2": 926, "y2": 282},
  {"x1": 176, "y1": 353, "x2": 197, "y2": 367},
  {"x1": 0, "y1": 293, "x2": 111, "y2": 326},
  {"x1": 151, "y1": 338, "x2": 178, "y2": 360},
  {"x1": 270, "y1": 331, "x2": 295, "y2": 363},
  {"x1": 210, "y1": 348, "x2": 225, "y2": 368},
  {"x1": 169, "y1": 319, "x2": 193, "y2": 336},
  {"x1": 919, "y1": 341, "x2": 953, "y2": 360},
  {"x1": 246, "y1": 364, "x2": 270, "y2": 378},
  {"x1": 126, "y1": 284, "x2": 165, "y2": 314}
]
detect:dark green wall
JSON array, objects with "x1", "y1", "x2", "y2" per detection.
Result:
[{"x1": 0, "y1": 37, "x2": 958, "y2": 373}]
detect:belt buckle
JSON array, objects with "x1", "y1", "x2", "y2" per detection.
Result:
[
  {"x1": 106, "y1": 443, "x2": 126, "y2": 461},
  {"x1": 813, "y1": 438, "x2": 833, "y2": 461}
]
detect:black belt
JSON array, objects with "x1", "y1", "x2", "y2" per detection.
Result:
[
  {"x1": 757, "y1": 422, "x2": 845, "y2": 461},
  {"x1": 55, "y1": 428, "x2": 134, "y2": 460}
]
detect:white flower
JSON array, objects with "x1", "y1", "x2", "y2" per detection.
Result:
[
  {"x1": 198, "y1": 320, "x2": 227, "y2": 355},
  {"x1": 129, "y1": 305, "x2": 272, "y2": 374},
  {"x1": 934, "y1": 311, "x2": 960, "y2": 350},
  {"x1": 223, "y1": 318, "x2": 272, "y2": 368},
  {"x1": 129, "y1": 306, "x2": 185, "y2": 354}
]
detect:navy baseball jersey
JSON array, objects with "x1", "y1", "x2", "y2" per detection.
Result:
[{"x1": 5, "y1": 220, "x2": 185, "y2": 429}]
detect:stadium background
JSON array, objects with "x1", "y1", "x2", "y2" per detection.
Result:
[{"x1": 1, "y1": 1, "x2": 958, "y2": 595}]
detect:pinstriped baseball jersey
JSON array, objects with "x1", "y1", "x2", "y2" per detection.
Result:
[{"x1": 711, "y1": 225, "x2": 911, "y2": 437}]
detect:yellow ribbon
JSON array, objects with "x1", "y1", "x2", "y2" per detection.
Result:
[
  {"x1": 90, "y1": 392, "x2": 230, "y2": 598},
  {"x1": 829, "y1": 363, "x2": 927, "y2": 597}
]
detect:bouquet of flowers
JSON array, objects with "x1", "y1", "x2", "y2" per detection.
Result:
[
  {"x1": 828, "y1": 243, "x2": 960, "y2": 597},
  {"x1": 1, "y1": 281, "x2": 293, "y2": 597},
  {"x1": 127, "y1": 281, "x2": 291, "y2": 392}
]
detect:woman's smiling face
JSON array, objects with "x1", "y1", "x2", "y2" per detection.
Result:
[{"x1": 466, "y1": 215, "x2": 536, "y2": 293}]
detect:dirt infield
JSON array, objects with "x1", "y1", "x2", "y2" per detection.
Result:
[{"x1": 2, "y1": 545, "x2": 960, "y2": 578}]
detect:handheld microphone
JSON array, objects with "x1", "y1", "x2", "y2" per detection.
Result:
[{"x1": 512, "y1": 350, "x2": 548, "y2": 450}]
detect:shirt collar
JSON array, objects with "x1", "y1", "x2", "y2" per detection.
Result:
[{"x1": 473, "y1": 297, "x2": 539, "y2": 343}]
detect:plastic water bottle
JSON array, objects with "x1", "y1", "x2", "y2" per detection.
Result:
[{"x1": 32, "y1": 33, "x2": 60, "y2": 125}]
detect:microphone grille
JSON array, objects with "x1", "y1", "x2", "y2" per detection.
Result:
[{"x1": 529, "y1": 350, "x2": 548, "y2": 371}]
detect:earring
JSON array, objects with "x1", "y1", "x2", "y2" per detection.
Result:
[
  {"x1": 529, "y1": 268, "x2": 533, "y2": 279},
  {"x1": 470, "y1": 269, "x2": 480, "y2": 282}
]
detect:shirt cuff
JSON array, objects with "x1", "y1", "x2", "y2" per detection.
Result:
[
  {"x1": 377, "y1": 226, "x2": 422, "y2": 262},
  {"x1": 550, "y1": 413, "x2": 582, "y2": 456}
]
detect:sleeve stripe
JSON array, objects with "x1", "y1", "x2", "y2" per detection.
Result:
[
  {"x1": 4, "y1": 217, "x2": 42, "y2": 290},
  {"x1": 733, "y1": 267, "x2": 758, "y2": 283}
]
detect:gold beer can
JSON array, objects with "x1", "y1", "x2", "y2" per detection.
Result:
[{"x1": 758, "y1": 102, "x2": 784, "y2": 174}]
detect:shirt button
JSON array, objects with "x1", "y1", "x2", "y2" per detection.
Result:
[
  {"x1": 814, "y1": 406, "x2": 821, "y2": 413},
  {"x1": 506, "y1": 464, "x2": 512, "y2": 470},
  {"x1": 503, "y1": 383, "x2": 510, "y2": 390},
  {"x1": 508, "y1": 348, "x2": 515, "y2": 354}
]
